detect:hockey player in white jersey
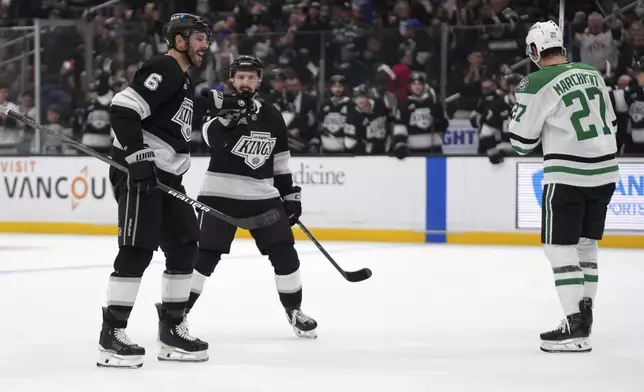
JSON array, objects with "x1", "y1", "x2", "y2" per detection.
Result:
[{"x1": 509, "y1": 21, "x2": 620, "y2": 353}]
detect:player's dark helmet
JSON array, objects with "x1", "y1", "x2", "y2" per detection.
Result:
[
  {"x1": 504, "y1": 73, "x2": 524, "y2": 87},
  {"x1": 353, "y1": 84, "x2": 369, "y2": 98},
  {"x1": 229, "y1": 55, "x2": 264, "y2": 80},
  {"x1": 330, "y1": 75, "x2": 346, "y2": 86},
  {"x1": 164, "y1": 13, "x2": 211, "y2": 50},
  {"x1": 410, "y1": 71, "x2": 426, "y2": 85}
]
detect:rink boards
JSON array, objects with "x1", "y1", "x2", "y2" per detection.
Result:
[{"x1": 0, "y1": 156, "x2": 642, "y2": 248}]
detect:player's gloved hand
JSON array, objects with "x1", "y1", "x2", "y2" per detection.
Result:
[
  {"x1": 393, "y1": 142, "x2": 410, "y2": 160},
  {"x1": 282, "y1": 186, "x2": 302, "y2": 226},
  {"x1": 124, "y1": 145, "x2": 158, "y2": 194},
  {"x1": 208, "y1": 89, "x2": 254, "y2": 113}
]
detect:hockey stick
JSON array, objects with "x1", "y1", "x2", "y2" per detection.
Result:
[
  {"x1": 295, "y1": 218, "x2": 372, "y2": 283},
  {"x1": 558, "y1": 0, "x2": 565, "y2": 32},
  {"x1": 0, "y1": 105, "x2": 281, "y2": 230}
]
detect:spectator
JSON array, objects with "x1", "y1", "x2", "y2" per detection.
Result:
[
  {"x1": 576, "y1": 12, "x2": 619, "y2": 74},
  {"x1": 0, "y1": 82, "x2": 21, "y2": 154},
  {"x1": 283, "y1": 74, "x2": 319, "y2": 153},
  {"x1": 41, "y1": 104, "x2": 75, "y2": 155}
]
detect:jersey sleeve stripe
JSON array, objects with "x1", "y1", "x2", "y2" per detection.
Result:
[
  {"x1": 509, "y1": 132, "x2": 540, "y2": 144},
  {"x1": 273, "y1": 151, "x2": 291, "y2": 175},
  {"x1": 111, "y1": 87, "x2": 152, "y2": 119},
  {"x1": 544, "y1": 153, "x2": 616, "y2": 163},
  {"x1": 201, "y1": 117, "x2": 218, "y2": 147}
]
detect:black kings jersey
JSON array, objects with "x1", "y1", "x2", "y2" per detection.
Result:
[
  {"x1": 319, "y1": 96, "x2": 350, "y2": 152},
  {"x1": 394, "y1": 90, "x2": 448, "y2": 151},
  {"x1": 345, "y1": 99, "x2": 390, "y2": 154},
  {"x1": 77, "y1": 93, "x2": 113, "y2": 150},
  {"x1": 110, "y1": 55, "x2": 195, "y2": 175},
  {"x1": 199, "y1": 100, "x2": 294, "y2": 201},
  {"x1": 624, "y1": 84, "x2": 644, "y2": 145}
]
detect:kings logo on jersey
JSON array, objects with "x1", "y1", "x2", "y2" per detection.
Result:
[
  {"x1": 409, "y1": 107, "x2": 433, "y2": 129},
  {"x1": 231, "y1": 131, "x2": 277, "y2": 169},
  {"x1": 629, "y1": 101, "x2": 644, "y2": 123},
  {"x1": 172, "y1": 97, "x2": 194, "y2": 141}
]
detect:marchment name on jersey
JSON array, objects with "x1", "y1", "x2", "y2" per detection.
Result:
[
  {"x1": 172, "y1": 97, "x2": 194, "y2": 141},
  {"x1": 231, "y1": 131, "x2": 277, "y2": 169}
]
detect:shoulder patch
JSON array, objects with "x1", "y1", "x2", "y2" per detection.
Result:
[{"x1": 516, "y1": 77, "x2": 529, "y2": 92}]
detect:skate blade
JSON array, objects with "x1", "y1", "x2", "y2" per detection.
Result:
[
  {"x1": 540, "y1": 338, "x2": 591, "y2": 353},
  {"x1": 97, "y1": 349, "x2": 144, "y2": 369},
  {"x1": 157, "y1": 345, "x2": 209, "y2": 362},
  {"x1": 293, "y1": 326, "x2": 318, "y2": 339}
]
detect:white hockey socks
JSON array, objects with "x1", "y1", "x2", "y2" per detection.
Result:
[
  {"x1": 106, "y1": 275, "x2": 142, "y2": 308},
  {"x1": 544, "y1": 244, "x2": 585, "y2": 315},
  {"x1": 577, "y1": 237, "x2": 598, "y2": 303},
  {"x1": 161, "y1": 272, "x2": 192, "y2": 319}
]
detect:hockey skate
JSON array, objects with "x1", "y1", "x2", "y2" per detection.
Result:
[
  {"x1": 581, "y1": 297, "x2": 593, "y2": 334},
  {"x1": 540, "y1": 302, "x2": 592, "y2": 353},
  {"x1": 286, "y1": 308, "x2": 318, "y2": 339},
  {"x1": 97, "y1": 307, "x2": 145, "y2": 369},
  {"x1": 154, "y1": 303, "x2": 209, "y2": 362}
]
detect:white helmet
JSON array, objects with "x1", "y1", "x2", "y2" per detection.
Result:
[{"x1": 525, "y1": 21, "x2": 565, "y2": 67}]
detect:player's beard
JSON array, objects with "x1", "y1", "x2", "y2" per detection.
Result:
[{"x1": 188, "y1": 48, "x2": 206, "y2": 67}]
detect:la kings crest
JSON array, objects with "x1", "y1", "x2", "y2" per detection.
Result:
[
  {"x1": 231, "y1": 131, "x2": 277, "y2": 169},
  {"x1": 172, "y1": 97, "x2": 194, "y2": 141}
]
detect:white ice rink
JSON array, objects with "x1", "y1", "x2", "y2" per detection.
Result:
[{"x1": 0, "y1": 234, "x2": 643, "y2": 392}]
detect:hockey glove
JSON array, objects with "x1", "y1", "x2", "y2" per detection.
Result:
[
  {"x1": 125, "y1": 145, "x2": 158, "y2": 194},
  {"x1": 282, "y1": 186, "x2": 302, "y2": 226},
  {"x1": 208, "y1": 90, "x2": 254, "y2": 113},
  {"x1": 393, "y1": 142, "x2": 410, "y2": 160}
]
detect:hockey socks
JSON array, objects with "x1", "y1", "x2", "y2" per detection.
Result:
[
  {"x1": 544, "y1": 244, "x2": 585, "y2": 315},
  {"x1": 105, "y1": 274, "x2": 142, "y2": 326},
  {"x1": 161, "y1": 271, "x2": 192, "y2": 320},
  {"x1": 577, "y1": 238, "x2": 599, "y2": 302}
]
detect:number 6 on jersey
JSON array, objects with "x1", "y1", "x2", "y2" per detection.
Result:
[{"x1": 144, "y1": 73, "x2": 163, "y2": 91}]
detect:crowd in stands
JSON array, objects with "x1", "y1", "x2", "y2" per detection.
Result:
[{"x1": 0, "y1": 0, "x2": 642, "y2": 156}]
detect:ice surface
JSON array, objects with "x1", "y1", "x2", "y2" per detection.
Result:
[{"x1": 0, "y1": 234, "x2": 643, "y2": 392}]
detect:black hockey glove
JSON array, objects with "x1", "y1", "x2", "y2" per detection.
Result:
[
  {"x1": 124, "y1": 145, "x2": 158, "y2": 194},
  {"x1": 282, "y1": 186, "x2": 302, "y2": 226},
  {"x1": 393, "y1": 142, "x2": 410, "y2": 160},
  {"x1": 207, "y1": 90, "x2": 254, "y2": 113}
]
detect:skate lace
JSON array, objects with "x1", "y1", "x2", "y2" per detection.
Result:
[
  {"x1": 175, "y1": 319, "x2": 198, "y2": 342},
  {"x1": 290, "y1": 309, "x2": 312, "y2": 326},
  {"x1": 555, "y1": 318, "x2": 570, "y2": 334},
  {"x1": 114, "y1": 328, "x2": 135, "y2": 346}
]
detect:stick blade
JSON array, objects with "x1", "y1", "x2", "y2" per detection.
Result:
[{"x1": 345, "y1": 268, "x2": 372, "y2": 282}]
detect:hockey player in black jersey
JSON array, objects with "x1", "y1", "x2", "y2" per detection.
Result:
[
  {"x1": 345, "y1": 85, "x2": 391, "y2": 153},
  {"x1": 319, "y1": 75, "x2": 351, "y2": 153},
  {"x1": 392, "y1": 72, "x2": 448, "y2": 158},
  {"x1": 73, "y1": 73, "x2": 113, "y2": 154},
  {"x1": 469, "y1": 76, "x2": 515, "y2": 164},
  {"x1": 623, "y1": 63, "x2": 644, "y2": 154},
  {"x1": 98, "y1": 13, "x2": 254, "y2": 369},
  {"x1": 185, "y1": 55, "x2": 318, "y2": 339}
]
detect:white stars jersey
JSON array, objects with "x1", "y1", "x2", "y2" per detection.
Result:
[{"x1": 509, "y1": 62, "x2": 620, "y2": 187}]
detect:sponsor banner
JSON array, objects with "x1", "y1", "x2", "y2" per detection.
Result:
[
  {"x1": 184, "y1": 156, "x2": 427, "y2": 231},
  {"x1": 517, "y1": 162, "x2": 644, "y2": 232},
  {"x1": 0, "y1": 157, "x2": 114, "y2": 223},
  {"x1": 0, "y1": 156, "x2": 426, "y2": 232},
  {"x1": 441, "y1": 119, "x2": 478, "y2": 155}
]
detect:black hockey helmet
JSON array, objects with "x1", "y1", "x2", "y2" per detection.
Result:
[
  {"x1": 330, "y1": 74, "x2": 346, "y2": 86},
  {"x1": 503, "y1": 72, "x2": 524, "y2": 87},
  {"x1": 410, "y1": 71, "x2": 426, "y2": 85},
  {"x1": 353, "y1": 84, "x2": 369, "y2": 98},
  {"x1": 229, "y1": 55, "x2": 264, "y2": 80},
  {"x1": 164, "y1": 13, "x2": 211, "y2": 50}
]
